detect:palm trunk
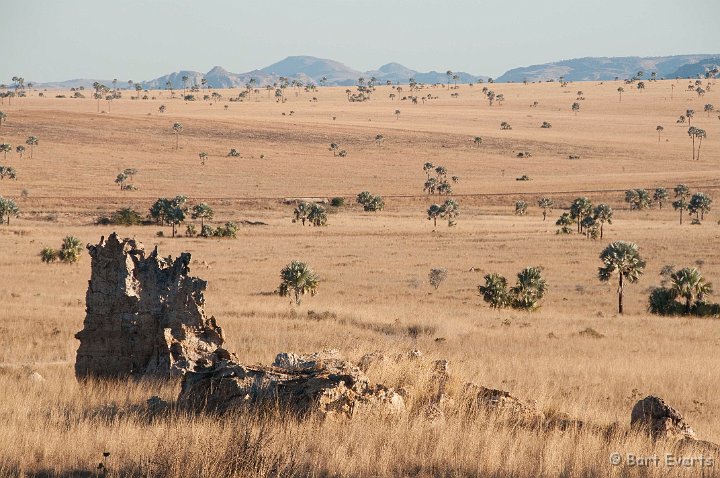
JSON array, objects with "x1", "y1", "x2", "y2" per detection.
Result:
[
  {"x1": 618, "y1": 274, "x2": 624, "y2": 315},
  {"x1": 686, "y1": 297, "x2": 691, "y2": 314},
  {"x1": 433, "y1": 217, "x2": 437, "y2": 227},
  {"x1": 600, "y1": 222, "x2": 604, "y2": 239},
  {"x1": 680, "y1": 206, "x2": 683, "y2": 225},
  {"x1": 542, "y1": 211, "x2": 547, "y2": 221},
  {"x1": 697, "y1": 137, "x2": 703, "y2": 160},
  {"x1": 691, "y1": 136, "x2": 695, "y2": 160}
]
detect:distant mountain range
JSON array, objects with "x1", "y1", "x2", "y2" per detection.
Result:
[
  {"x1": 496, "y1": 54, "x2": 719, "y2": 82},
  {"x1": 25, "y1": 54, "x2": 720, "y2": 89}
]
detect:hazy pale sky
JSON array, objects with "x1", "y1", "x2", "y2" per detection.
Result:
[{"x1": 1, "y1": 0, "x2": 718, "y2": 82}]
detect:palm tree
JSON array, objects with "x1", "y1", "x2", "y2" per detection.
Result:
[
  {"x1": 199, "y1": 152, "x2": 208, "y2": 165},
  {"x1": 395, "y1": 109, "x2": 401, "y2": 120},
  {"x1": 653, "y1": 188, "x2": 668, "y2": 209},
  {"x1": 473, "y1": 136, "x2": 482, "y2": 147},
  {"x1": 656, "y1": 125, "x2": 664, "y2": 142},
  {"x1": 510, "y1": 267, "x2": 547, "y2": 310},
  {"x1": 442, "y1": 199, "x2": 459, "y2": 226},
  {"x1": 617, "y1": 87, "x2": 624, "y2": 102},
  {"x1": 278, "y1": 260, "x2": 319, "y2": 305},
  {"x1": 191, "y1": 203, "x2": 214, "y2": 228},
  {"x1": 0, "y1": 111, "x2": 6, "y2": 131},
  {"x1": 570, "y1": 197, "x2": 593, "y2": 233},
  {"x1": 26, "y1": 136, "x2": 38, "y2": 158},
  {"x1": 686, "y1": 109, "x2": 694, "y2": 126},
  {"x1": 537, "y1": 197, "x2": 554, "y2": 221},
  {"x1": 478, "y1": 273, "x2": 509, "y2": 308},
  {"x1": 115, "y1": 173, "x2": 127, "y2": 190},
  {"x1": 307, "y1": 203, "x2": 327, "y2": 226},
  {"x1": 593, "y1": 204, "x2": 613, "y2": 239},
  {"x1": 427, "y1": 204, "x2": 443, "y2": 227},
  {"x1": 688, "y1": 126, "x2": 698, "y2": 160},
  {"x1": 571, "y1": 102, "x2": 580, "y2": 115},
  {"x1": 555, "y1": 213, "x2": 574, "y2": 234},
  {"x1": 172, "y1": 123, "x2": 183, "y2": 150},
  {"x1": 0, "y1": 196, "x2": 20, "y2": 225},
  {"x1": 688, "y1": 192, "x2": 712, "y2": 221},
  {"x1": 598, "y1": 241, "x2": 646, "y2": 314},
  {"x1": 159, "y1": 105, "x2": 166, "y2": 113},
  {"x1": 669, "y1": 267, "x2": 713, "y2": 314},
  {"x1": 15, "y1": 145, "x2": 24, "y2": 159},
  {"x1": 58, "y1": 236, "x2": 83, "y2": 263},
  {"x1": 293, "y1": 202, "x2": 309, "y2": 226},
  {"x1": 694, "y1": 128, "x2": 706, "y2": 160},
  {"x1": 673, "y1": 184, "x2": 690, "y2": 224},
  {"x1": 182, "y1": 75, "x2": 189, "y2": 96},
  {"x1": 135, "y1": 83, "x2": 142, "y2": 99},
  {"x1": 0, "y1": 143, "x2": 10, "y2": 160},
  {"x1": 515, "y1": 200, "x2": 527, "y2": 216},
  {"x1": 705, "y1": 104, "x2": 715, "y2": 117}
]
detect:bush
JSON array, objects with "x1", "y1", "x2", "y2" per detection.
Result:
[
  {"x1": 110, "y1": 207, "x2": 143, "y2": 226},
  {"x1": 214, "y1": 222, "x2": 238, "y2": 238},
  {"x1": 648, "y1": 287, "x2": 682, "y2": 316},
  {"x1": 185, "y1": 224, "x2": 197, "y2": 237},
  {"x1": 58, "y1": 236, "x2": 83, "y2": 263},
  {"x1": 331, "y1": 197, "x2": 345, "y2": 207},
  {"x1": 200, "y1": 225, "x2": 214, "y2": 237},
  {"x1": 428, "y1": 268, "x2": 448, "y2": 290},
  {"x1": 40, "y1": 247, "x2": 57, "y2": 263}
]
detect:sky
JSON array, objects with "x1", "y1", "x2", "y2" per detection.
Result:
[{"x1": 1, "y1": 0, "x2": 718, "y2": 83}]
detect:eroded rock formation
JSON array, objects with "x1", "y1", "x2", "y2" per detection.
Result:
[
  {"x1": 631, "y1": 395, "x2": 696, "y2": 440},
  {"x1": 178, "y1": 350, "x2": 405, "y2": 417},
  {"x1": 75, "y1": 233, "x2": 226, "y2": 379}
]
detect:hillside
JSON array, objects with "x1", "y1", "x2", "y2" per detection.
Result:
[
  {"x1": 668, "y1": 57, "x2": 720, "y2": 78},
  {"x1": 496, "y1": 54, "x2": 719, "y2": 82}
]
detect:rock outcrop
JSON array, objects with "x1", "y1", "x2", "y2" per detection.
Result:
[
  {"x1": 75, "y1": 233, "x2": 226, "y2": 379},
  {"x1": 465, "y1": 383, "x2": 543, "y2": 424},
  {"x1": 178, "y1": 351, "x2": 405, "y2": 417},
  {"x1": 631, "y1": 396, "x2": 696, "y2": 440}
]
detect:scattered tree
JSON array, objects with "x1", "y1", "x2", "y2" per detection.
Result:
[
  {"x1": 0, "y1": 196, "x2": 19, "y2": 224},
  {"x1": 428, "y1": 268, "x2": 448, "y2": 290},
  {"x1": 538, "y1": 197, "x2": 554, "y2": 220},
  {"x1": 673, "y1": 184, "x2": 690, "y2": 224},
  {"x1": 653, "y1": 188, "x2": 668, "y2": 209},
  {"x1": 278, "y1": 260, "x2": 319, "y2": 305},
  {"x1": 172, "y1": 123, "x2": 183, "y2": 150},
  {"x1": 191, "y1": 203, "x2": 214, "y2": 228},
  {"x1": 598, "y1": 241, "x2": 645, "y2": 314}
]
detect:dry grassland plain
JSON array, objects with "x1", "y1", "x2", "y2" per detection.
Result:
[{"x1": 0, "y1": 78, "x2": 719, "y2": 477}]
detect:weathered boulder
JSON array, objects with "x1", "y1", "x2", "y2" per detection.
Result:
[
  {"x1": 75, "y1": 233, "x2": 226, "y2": 379},
  {"x1": 631, "y1": 396, "x2": 696, "y2": 440},
  {"x1": 465, "y1": 382, "x2": 544, "y2": 424},
  {"x1": 178, "y1": 351, "x2": 405, "y2": 417}
]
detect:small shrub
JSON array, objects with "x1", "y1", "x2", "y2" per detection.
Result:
[
  {"x1": 185, "y1": 224, "x2": 197, "y2": 237},
  {"x1": 110, "y1": 207, "x2": 142, "y2": 226},
  {"x1": 428, "y1": 268, "x2": 448, "y2": 290},
  {"x1": 214, "y1": 222, "x2": 238, "y2": 238},
  {"x1": 57, "y1": 236, "x2": 83, "y2": 264},
  {"x1": 331, "y1": 197, "x2": 345, "y2": 207},
  {"x1": 40, "y1": 247, "x2": 57, "y2": 263}
]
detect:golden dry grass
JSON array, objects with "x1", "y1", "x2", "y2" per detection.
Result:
[{"x1": 0, "y1": 78, "x2": 719, "y2": 477}]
